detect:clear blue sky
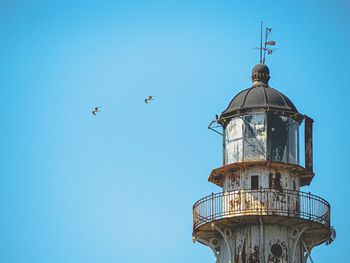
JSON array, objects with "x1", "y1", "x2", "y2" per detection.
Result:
[{"x1": 0, "y1": 0, "x2": 349, "y2": 262}]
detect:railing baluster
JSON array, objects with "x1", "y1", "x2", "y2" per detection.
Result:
[
  {"x1": 193, "y1": 188, "x2": 330, "y2": 231},
  {"x1": 211, "y1": 192, "x2": 214, "y2": 222}
]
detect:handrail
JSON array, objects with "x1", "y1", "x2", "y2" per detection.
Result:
[{"x1": 193, "y1": 188, "x2": 330, "y2": 232}]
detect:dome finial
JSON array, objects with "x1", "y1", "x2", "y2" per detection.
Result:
[{"x1": 251, "y1": 64, "x2": 270, "y2": 85}]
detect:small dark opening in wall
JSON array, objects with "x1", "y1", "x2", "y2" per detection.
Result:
[
  {"x1": 271, "y1": 244, "x2": 283, "y2": 257},
  {"x1": 293, "y1": 181, "x2": 296, "y2": 191},
  {"x1": 251, "y1": 175, "x2": 259, "y2": 190}
]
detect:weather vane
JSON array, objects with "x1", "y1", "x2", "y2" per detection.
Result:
[{"x1": 257, "y1": 21, "x2": 276, "y2": 64}]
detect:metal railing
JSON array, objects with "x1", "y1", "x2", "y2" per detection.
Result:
[{"x1": 193, "y1": 188, "x2": 330, "y2": 231}]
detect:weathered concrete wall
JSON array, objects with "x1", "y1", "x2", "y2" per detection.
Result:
[
  {"x1": 220, "y1": 167, "x2": 300, "y2": 219},
  {"x1": 214, "y1": 224, "x2": 303, "y2": 263},
  {"x1": 223, "y1": 167, "x2": 300, "y2": 192},
  {"x1": 212, "y1": 166, "x2": 304, "y2": 263}
]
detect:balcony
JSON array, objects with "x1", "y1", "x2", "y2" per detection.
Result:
[{"x1": 193, "y1": 188, "x2": 331, "y2": 242}]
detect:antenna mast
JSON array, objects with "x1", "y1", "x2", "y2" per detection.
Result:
[
  {"x1": 260, "y1": 21, "x2": 263, "y2": 64},
  {"x1": 256, "y1": 22, "x2": 276, "y2": 64}
]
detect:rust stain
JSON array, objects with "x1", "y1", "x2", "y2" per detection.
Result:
[
  {"x1": 228, "y1": 172, "x2": 241, "y2": 189},
  {"x1": 269, "y1": 172, "x2": 283, "y2": 192},
  {"x1": 267, "y1": 240, "x2": 288, "y2": 263},
  {"x1": 305, "y1": 115, "x2": 313, "y2": 172},
  {"x1": 248, "y1": 245, "x2": 260, "y2": 263}
]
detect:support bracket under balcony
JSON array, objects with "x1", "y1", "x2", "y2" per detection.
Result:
[{"x1": 211, "y1": 223, "x2": 232, "y2": 263}]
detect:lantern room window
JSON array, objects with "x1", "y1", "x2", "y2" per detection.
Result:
[
  {"x1": 224, "y1": 113, "x2": 299, "y2": 165},
  {"x1": 267, "y1": 114, "x2": 299, "y2": 164}
]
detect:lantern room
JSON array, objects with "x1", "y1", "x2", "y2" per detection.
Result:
[{"x1": 219, "y1": 64, "x2": 304, "y2": 166}]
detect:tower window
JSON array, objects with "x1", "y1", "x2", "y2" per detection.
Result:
[{"x1": 251, "y1": 175, "x2": 259, "y2": 190}]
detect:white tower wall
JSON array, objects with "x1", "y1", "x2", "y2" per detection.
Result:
[
  {"x1": 213, "y1": 224, "x2": 303, "y2": 263},
  {"x1": 223, "y1": 167, "x2": 300, "y2": 192}
]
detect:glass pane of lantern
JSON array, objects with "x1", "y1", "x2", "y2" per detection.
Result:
[
  {"x1": 243, "y1": 114, "x2": 267, "y2": 161},
  {"x1": 225, "y1": 117, "x2": 244, "y2": 164},
  {"x1": 287, "y1": 118, "x2": 299, "y2": 164},
  {"x1": 267, "y1": 115, "x2": 299, "y2": 164},
  {"x1": 267, "y1": 115, "x2": 288, "y2": 163}
]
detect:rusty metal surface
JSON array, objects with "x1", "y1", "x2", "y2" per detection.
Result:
[
  {"x1": 193, "y1": 188, "x2": 330, "y2": 233},
  {"x1": 304, "y1": 116, "x2": 314, "y2": 173},
  {"x1": 208, "y1": 161, "x2": 314, "y2": 187},
  {"x1": 194, "y1": 216, "x2": 330, "y2": 263},
  {"x1": 220, "y1": 85, "x2": 299, "y2": 121}
]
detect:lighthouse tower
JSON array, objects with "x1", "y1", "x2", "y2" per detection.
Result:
[{"x1": 192, "y1": 64, "x2": 335, "y2": 263}]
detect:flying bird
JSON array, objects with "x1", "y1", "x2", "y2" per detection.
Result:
[
  {"x1": 144, "y1": 96, "x2": 155, "y2": 104},
  {"x1": 92, "y1": 107, "x2": 101, "y2": 116}
]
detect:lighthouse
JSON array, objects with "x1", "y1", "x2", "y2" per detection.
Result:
[{"x1": 192, "y1": 64, "x2": 335, "y2": 263}]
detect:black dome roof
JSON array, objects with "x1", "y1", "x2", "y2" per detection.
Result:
[{"x1": 220, "y1": 64, "x2": 298, "y2": 119}]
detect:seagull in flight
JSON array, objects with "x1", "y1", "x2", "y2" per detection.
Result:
[
  {"x1": 92, "y1": 107, "x2": 101, "y2": 116},
  {"x1": 144, "y1": 96, "x2": 155, "y2": 104}
]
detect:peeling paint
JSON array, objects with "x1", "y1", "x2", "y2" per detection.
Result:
[
  {"x1": 248, "y1": 245, "x2": 260, "y2": 263},
  {"x1": 267, "y1": 239, "x2": 288, "y2": 263}
]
